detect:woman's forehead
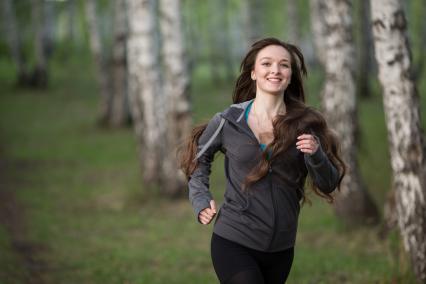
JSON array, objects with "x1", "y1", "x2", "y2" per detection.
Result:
[{"x1": 256, "y1": 45, "x2": 291, "y2": 61}]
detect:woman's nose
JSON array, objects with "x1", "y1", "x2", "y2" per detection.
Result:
[{"x1": 271, "y1": 63, "x2": 280, "y2": 73}]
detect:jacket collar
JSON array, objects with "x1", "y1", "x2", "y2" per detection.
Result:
[
  {"x1": 221, "y1": 99, "x2": 254, "y2": 123},
  {"x1": 221, "y1": 99, "x2": 258, "y2": 143}
]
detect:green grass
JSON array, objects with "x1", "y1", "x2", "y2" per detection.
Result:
[{"x1": 0, "y1": 54, "x2": 423, "y2": 283}]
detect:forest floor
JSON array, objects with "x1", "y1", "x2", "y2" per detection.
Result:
[{"x1": 0, "y1": 155, "x2": 50, "y2": 283}]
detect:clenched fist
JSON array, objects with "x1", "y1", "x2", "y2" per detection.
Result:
[{"x1": 198, "y1": 200, "x2": 217, "y2": 225}]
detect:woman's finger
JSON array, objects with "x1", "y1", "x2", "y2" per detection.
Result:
[
  {"x1": 200, "y1": 211, "x2": 212, "y2": 219},
  {"x1": 200, "y1": 215, "x2": 209, "y2": 224},
  {"x1": 202, "y1": 215, "x2": 213, "y2": 225},
  {"x1": 204, "y1": 209, "x2": 215, "y2": 217}
]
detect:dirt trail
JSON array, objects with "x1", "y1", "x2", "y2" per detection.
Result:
[{"x1": 0, "y1": 157, "x2": 50, "y2": 284}]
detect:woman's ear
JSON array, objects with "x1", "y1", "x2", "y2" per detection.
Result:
[{"x1": 251, "y1": 71, "x2": 256, "y2": 80}]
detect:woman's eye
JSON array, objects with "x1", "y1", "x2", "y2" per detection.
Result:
[
  {"x1": 281, "y1": 64, "x2": 289, "y2": 68},
  {"x1": 262, "y1": 62, "x2": 271, "y2": 66}
]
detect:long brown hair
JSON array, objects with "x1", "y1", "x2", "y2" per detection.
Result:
[{"x1": 178, "y1": 37, "x2": 345, "y2": 203}]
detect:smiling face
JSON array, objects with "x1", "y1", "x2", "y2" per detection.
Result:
[{"x1": 251, "y1": 45, "x2": 292, "y2": 96}]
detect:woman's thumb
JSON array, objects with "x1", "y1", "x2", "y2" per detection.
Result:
[{"x1": 210, "y1": 200, "x2": 217, "y2": 213}]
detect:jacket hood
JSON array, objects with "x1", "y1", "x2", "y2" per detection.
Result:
[{"x1": 221, "y1": 99, "x2": 254, "y2": 124}]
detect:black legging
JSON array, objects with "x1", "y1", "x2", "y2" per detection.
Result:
[{"x1": 211, "y1": 233, "x2": 294, "y2": 284}]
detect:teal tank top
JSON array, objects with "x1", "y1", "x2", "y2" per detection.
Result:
[
  {"x1": 245, "y1": 101, "x2": 267, "y2": 150},
  {"x1": 245, "y1": 101, "x2": 272, "y2": 159}
]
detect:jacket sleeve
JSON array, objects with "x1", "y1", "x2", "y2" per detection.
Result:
[
  {"x1": 304, "y1": 137, "x2": 339, "y2": 194},
  {"x1": 188, "y1": 113, "x2": 223, "y2": 222}
]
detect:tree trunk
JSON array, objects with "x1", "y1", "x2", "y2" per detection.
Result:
[
  {"x1": 370, "y1": 0, "x2": 426, "y2": 281},
  {"x1": 159, "y1": 0, "x2": 192, "y2": 197},
  {"x1": 309, "y1": 0, "x2": 327, "y2": 66},
  {"x1": 319, "y1": 0, "x2": 379, "y2": 226},
  {"x1": 85, "y1": 0, "x2": 111, "y2": 125},
  {"x1": 356, "y1": 0, "x2": 373, "y2": 99},
  {"x1": 31, "y1": 0, "x2": 48, "y2": 87},
  {"x1": 2, "y1": 0, "x2": 29, "y2": 86},
  {"x1": 110, "y1": 0, "x2": 129, "y2": 127},
  {"x1": 286, "y1": 0, "x2": 301, "y2": 44},
  {"x1": 127, "y1": 0, "x2": 167, "y2": 187}
]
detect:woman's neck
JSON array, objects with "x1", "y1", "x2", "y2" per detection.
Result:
[{"x1": 252, "y1": 92, "x2": 286, "y2": 120}]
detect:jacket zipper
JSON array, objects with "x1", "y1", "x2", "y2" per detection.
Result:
[
  {"x1": 228, "y1": 111, "x2": 278, "y2": 249},
  {"x1": 267, "y1": 164, "x2": 278, "y2": 250}
]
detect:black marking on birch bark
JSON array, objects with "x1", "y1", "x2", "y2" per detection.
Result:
[{"x1": 391, "y1": 10, "x2": 407, "y2": 30}]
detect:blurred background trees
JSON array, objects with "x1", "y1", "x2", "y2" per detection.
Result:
[{"x1": 1, "y1": 0, "x2": 426, "y2": 282}]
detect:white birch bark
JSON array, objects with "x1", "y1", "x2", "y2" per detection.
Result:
[
  {"x1": 320, "y1": 0, "x2": 379, "y2": 225},
  {"x1": 371, "y1": 0, "x2": 426, "y2": 281},
  {"x1": 110, "y1": 0, "x2": 128, "y2": 127},
  {"x1": 127, "y1": 0, "x2": 166, "y2": 185},
  {"x1": 159, "y1": 0, "x2": 192, "y2": 196},
  {"x1": 85, "y1": 0, "x2": 111, "y2": 124}
]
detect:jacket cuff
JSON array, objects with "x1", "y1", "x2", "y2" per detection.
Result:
[
  {"x1": 193, "y1": 199, "x2": 211, "y2": 223},
  {"x1": 304, "y1": 144, "x2": 327, "y2": 166}
]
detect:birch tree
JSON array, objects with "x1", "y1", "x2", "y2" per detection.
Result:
[
  {"x1": 371, "y1": 0, "x2": 426, "y2": 281},
  {"x1": 127, "y1": 0, "x2": 176, "y2": 193},
  {"x1": 159, "y1": 0, "x2": 191, "y2": 195},
  {"x1": 110, "y1": 0, "x2": 128, "y2": 127},
  {"x1": 85, "y1": 0, "x2": 111, "y2": 125},
  {"x1": 315, "y1": 0, "x2": 379, "y2": 226}
]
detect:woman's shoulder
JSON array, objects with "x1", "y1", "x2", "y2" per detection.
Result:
[{"x1": 219, "y1": 99, "x2": 254, "y2": 120}]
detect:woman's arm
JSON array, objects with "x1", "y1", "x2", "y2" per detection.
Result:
[
  {"x1": 297, "y1": 134, "x2": 340, "y2": 193},
  {"x1": 188, "y1": 113, "x2": 223, "y2": 222}
]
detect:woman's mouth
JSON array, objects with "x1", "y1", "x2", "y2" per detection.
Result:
[{"x1": 267, "y1": 78, "x2": 282, "y2": 83}]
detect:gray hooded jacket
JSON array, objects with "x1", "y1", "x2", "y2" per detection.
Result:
[{"x1": 188, "y1": 99, "x2": 339, "y2": 252}]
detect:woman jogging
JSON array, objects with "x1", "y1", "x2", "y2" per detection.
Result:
[{"x1": 179, "y1": 37, "x2": 345, "y2": 284}]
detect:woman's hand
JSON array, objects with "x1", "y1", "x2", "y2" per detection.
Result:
[
  {"x1": 296, "y1": 134, "x2": 319, "y2": 155},
  {"x1": 198, "y1": 200, "x2": 217, "y2": 225}
]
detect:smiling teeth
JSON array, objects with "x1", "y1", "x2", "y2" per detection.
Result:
[{"x1": 268, "y1": 78, "x2": 281, "y2": 82}]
